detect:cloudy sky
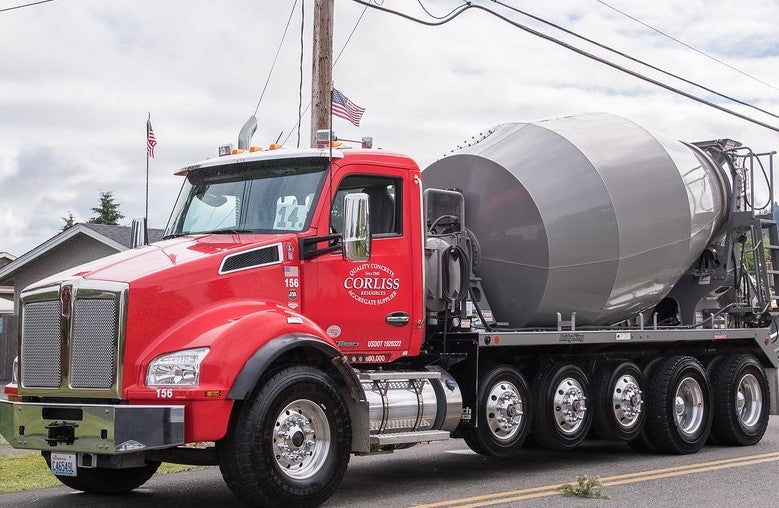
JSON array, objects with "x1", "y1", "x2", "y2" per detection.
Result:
[{"x1": 1, "y1": 0, "x2": 778, "y2": 257}]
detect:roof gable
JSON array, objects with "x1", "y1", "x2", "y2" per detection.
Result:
[{"x1": 0, "y1": 224, "x2": 164, "y2": 284}]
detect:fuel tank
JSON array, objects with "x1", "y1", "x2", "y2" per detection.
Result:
[{"x1": 422, "y1": 113, "x2": 729, "y2": 327}]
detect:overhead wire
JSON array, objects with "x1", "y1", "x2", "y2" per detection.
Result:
[
  {"x1": 490, "y1": 0, "x2": 779, "y2": 122},
  {"x1": 297, "y1": 0, "x2": 305, "y2": 147},
  {"x1": 253, "y1": 0, "x2": 299, "y2": 117},
  {"x1": 351, "y1": 0, "x2": 779, "y2": 133},
  {"x1": 592, "y1": 0, "x2": 779, "y2": 93},
  {"x1": 416, "y1": 0, "x2": 468, "y2": 20},
  {"x1": 0, "y1": 0, "x2": 56, "y2": 13},
  {"x1": 282, "y1": 4, "x2": 371, "y2": 146}
]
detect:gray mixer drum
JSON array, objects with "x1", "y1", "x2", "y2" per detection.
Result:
[{"x1": 422, "y1": 113, "x2": 729, "y2": 327}]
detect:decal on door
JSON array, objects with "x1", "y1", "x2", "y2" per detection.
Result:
[{"x1": 343, "y1": 263, "x2": 400, "y2": 305}]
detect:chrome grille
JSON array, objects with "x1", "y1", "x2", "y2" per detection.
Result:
[
  {"x1": 70, "y1": 299, "x2": 117, "y2": 389},
  {"x1": 19, "y1": 280, "x2": 126, "y2": 396},
  {"x1": 21, "y1": 301, "x2": 61, "y2": 388}
]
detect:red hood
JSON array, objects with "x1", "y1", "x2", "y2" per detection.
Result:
[{"x1": 29, "y1": 233, "x2": 296, "y2": 289}]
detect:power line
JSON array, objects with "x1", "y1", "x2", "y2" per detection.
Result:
[
  {"x1": 489, "y1": 0, "x2": 779, "y2": 122},
  {"x1": 352, "y1": 0, "x2": 779, "y2": 133},
  {"x1": 0, "y1": 0, "x2": 56, "y2": 13},
  {"x1": 297, "y1": 0, "x2": 305, "y2": 148},
  {"x1": 416, "y1": 0, "x2": 467, "y2": 20},
  {"x1": 592, "y1": 0, "x2": 779, "y2": 93},
  {"x1": 253, "y1": 0, "x2": 299, "y2": 117},
  {"x1": 283, "y1": 5, "x2": 371, "y2": 145}
]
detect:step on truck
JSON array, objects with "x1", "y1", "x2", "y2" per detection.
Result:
[{"x1": 1, "y1": 112, "x2": 778, "y2": 507}]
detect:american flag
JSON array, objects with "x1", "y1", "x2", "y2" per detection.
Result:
[
  {"x1": 331, "y1": 88, "x2": 365, "y2": 127},
  {"x1": 147, "y1": 118, "x2": 157, "y2": 158}
]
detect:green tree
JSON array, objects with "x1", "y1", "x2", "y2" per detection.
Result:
[
  {"x1": 61, "y1": 211, "x2": 76, "y2": 231},
  {"x1": 88, "y1": 191, "x2": 125, "y2": 225}
]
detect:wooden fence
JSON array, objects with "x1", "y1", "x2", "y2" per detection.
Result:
[{"x1": 0, "y1": 314, "x2": 18, "y2": 381}]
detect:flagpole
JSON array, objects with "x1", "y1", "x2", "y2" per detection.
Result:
[
  {"x1": 145, "y1": 112, "x2": 150, "y2": 225},
  {"x1": 328, "y1": 87, "x2": 334, "y2": 200}
]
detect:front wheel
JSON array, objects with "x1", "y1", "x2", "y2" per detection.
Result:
[
  {"x1": 42, "y1": 452, "x2": 160, "y2": 494},
  {"x1": 462, "y1": 365, "x2": 531, "y2": 457},
  {"x1": 218, "y1": 366, "x2": 352, "y2": 508}
]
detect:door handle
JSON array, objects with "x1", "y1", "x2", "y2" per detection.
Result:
[{"x1": 386, "y1": 312, "x2": 410, "y2": 326}]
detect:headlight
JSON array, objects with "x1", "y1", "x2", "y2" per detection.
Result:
[
  {"x1": 11, "y1": 356, "x2": 18, "y2": 384},
  {"x1": 146, "y1": 347, "x2": 210, "y2": 387}
]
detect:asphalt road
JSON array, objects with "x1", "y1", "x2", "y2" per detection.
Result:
[{"x1": 1, "y1": 419, "x2": 778, "y2": 508}]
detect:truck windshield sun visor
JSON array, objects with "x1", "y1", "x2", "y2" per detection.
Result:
[{"x1": 164, "y1": 158, "x2": 328, "y2": 237}]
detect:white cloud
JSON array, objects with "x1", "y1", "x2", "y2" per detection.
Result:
[{"x1": 0, "y1": 0, "x2": 778, "y2": 257}]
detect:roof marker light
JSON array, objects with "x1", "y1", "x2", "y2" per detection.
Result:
[{"x1": 249, "y1": 146, "x2": 263, "y2": 152}]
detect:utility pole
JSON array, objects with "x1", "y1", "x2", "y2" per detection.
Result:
[{"x1": 310, "y1": 0, "x2": 334, "y2": 147}]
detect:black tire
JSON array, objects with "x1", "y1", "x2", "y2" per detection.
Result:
[
  {"x1": 462, "y1": 365, "x2": 531, "y2": 457},
  {"x1": 218, "y1": 366, "x2": 351, "y2": 508},
  {"x1": 645, "y1": 356, "x2": 712, "y2": 454},
  {"x1": 42, "y1": 452, "x2": 159, "y2": 494},
  {"x1": 710, "y1": 354, "x2": 770, "y2": 446},
  {"x1": 531, "y1": 363, "x2": 592, "y2": 450},
  {"x1": 592, "y1": 361, "x2": 647, "y2": 442}
]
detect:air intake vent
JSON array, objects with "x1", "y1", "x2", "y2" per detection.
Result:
[{"x1": 220, "y1": 244, "x2": 282, "y2": 274}]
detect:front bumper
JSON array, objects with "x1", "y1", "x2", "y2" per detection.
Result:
[{"x1": 0, "y1": 400, "x2": 184, "y2": 454}]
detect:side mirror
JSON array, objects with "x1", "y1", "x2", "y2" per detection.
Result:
[
  {"x1": 130, "y1": 217, "x2": 148, "y2": 248},
  {"x1": 342, "y1": 193, "x2": 371, "y2": 262}
]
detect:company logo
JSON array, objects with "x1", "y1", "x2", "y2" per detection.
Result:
[
  {"x1": 288, "y1": 290, "x2": 298, "y2": 300},
  {"x1": 343, "y1": 263, "x2": 400, "y2": 306}
]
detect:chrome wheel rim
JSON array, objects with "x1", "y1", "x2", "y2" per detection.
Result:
[
  {"x1": 736, "y1": 373, "x2": 762, "y2": 429},
  {"x1": 612, "y1": 374, "x2": 643, "y2": 429},
  {"x1": 674, "y1": 377, "x2": 704, "y2": 438},
  {"x1": 553, "y1": 377, "x2": 587, "y2": 434},
  {"x1": 273, "y1": 399, "x2": 330, "y2": 480},
  {"x1": 485, "y1": 380, "x2": 524, "y2": 441}
]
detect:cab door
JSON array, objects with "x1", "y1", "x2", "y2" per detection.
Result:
[{"x1": 311, "y1": 167, "x2": 422, "y2": 362}]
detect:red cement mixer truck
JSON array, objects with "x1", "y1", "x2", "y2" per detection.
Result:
[{"x1": 1, "y1": 112, "x2": 778, "y2": 507}]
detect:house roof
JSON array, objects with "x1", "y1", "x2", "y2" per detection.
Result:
[{"x1": 0, "y1": 223, "x2": 164, "y2": 285}]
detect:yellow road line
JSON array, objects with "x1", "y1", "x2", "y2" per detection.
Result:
[{"x1": 413, "y1": 451, "x2": 779, "y2": 508}]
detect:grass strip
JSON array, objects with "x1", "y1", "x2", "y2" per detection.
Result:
[{"x1": 0, "y1": 450, "x2": 205, "y2": 494}]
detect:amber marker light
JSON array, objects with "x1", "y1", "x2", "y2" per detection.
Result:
[
  {"x1": 205, "y1": 390, "x2": 223, "y2": 398},
  {"x1": 493, "y1": 336, "x2": 501, "y2": 345},
  {"x1": 231, "y1": 148, "x2": 245, "y2": 155},
  {"x1": 249, "y1": 146, "x2": 263, "y2": 152},
  {"x1": 269, "y1": 143, "x2": 282, "y2": 150}
]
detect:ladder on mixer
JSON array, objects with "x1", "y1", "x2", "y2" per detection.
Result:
[
  {"x1": 743, "y1": 148, "x2": 778, "y2": 311},
  {"x1": 751, "y1": 214, "x2": 779, "y2": 310}
]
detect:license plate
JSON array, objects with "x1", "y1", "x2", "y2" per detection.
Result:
[{"x1": 50, "y1": 452, "x2": 77, "y2": 477}]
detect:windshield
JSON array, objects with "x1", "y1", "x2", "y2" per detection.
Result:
[{"x1": 165, "y1": 158, "x2": 328, "y2": 237}]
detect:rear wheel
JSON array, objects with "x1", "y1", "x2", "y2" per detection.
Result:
[
  {"x1": 462, "y1": 365, "x2": 531, "y2": 457},
  {"x1": 42, "y1": 453, "x2": 159, "y2": 494},
  {"x1": 645, "y1": 356, "x2": 712, "y2": 454},
  {"x1": 592, "y1": 361, "x2": 646, "y2": 442},
  {"x1": 710, "y1": 354, "x2": 770, "y2": 446},
  {"x1": 218, "y1": 366, "x2": 351, "y2": 508},
  {"x1": 532, "y1": 363, "x2": 592, "y2": 450}
]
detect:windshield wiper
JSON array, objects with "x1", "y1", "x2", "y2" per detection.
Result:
[{"x1": 207, "y1": 228, "x2": 258, "y2": 234}]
